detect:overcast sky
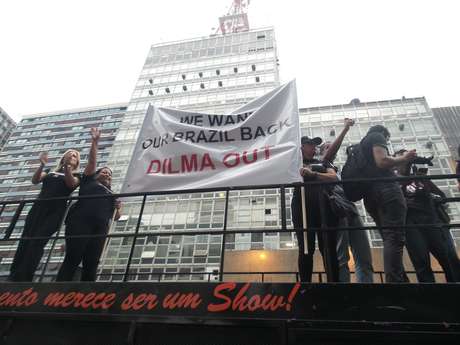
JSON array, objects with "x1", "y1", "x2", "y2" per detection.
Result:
[{"x1": 1, "y1": 0, "x2": 459, "y2": 121}]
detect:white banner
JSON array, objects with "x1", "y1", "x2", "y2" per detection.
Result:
[{"x1": 121, "y1": 80, "x2": 302, "y2": 193}]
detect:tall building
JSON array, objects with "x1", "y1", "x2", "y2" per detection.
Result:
[
  {"x1": 0, "y1": 106, "x2": 16, "y2": 151},
  {"x1": 98, "y1": 27, "x2": 281, "y2": 281},
  {"x1": 432, "y1": 106, "x2": 460, "y2": 160},
  {"x1": 0, "y1": 103, "x2": 127, "y2": 278}
]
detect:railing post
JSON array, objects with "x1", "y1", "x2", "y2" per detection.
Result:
[
  {"x1": 123, "y1": 195, "x2": 147, "y2": 282},
  {"x1": 280, "y1": 187, "x2": 287, "y2": 231},
  {"x1": 4, "y1": 201, "x2": 25, "y2": 240},
  {"x1": 318, "y1": 187, "x2": 339, "y2": 282},
  {"x1": 0, "y1": 203, "x2": 6, "y2": 218},
  {"x1": 219, "y1": 190, "x2": 230, "y2": 282}
]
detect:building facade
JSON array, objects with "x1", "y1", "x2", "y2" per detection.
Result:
[
  {"x1": 98, "y1": 27, "x2": 281, "y2": 282},
  {"x1": 432, "y1": 106, "x2": 460, "y2": 160},
  {"x1": 0, "y1": 107, "x2": 16, "y2": 151},
  {"x1": 0, "y1": 103, "x2": 127, "y2": 279}
]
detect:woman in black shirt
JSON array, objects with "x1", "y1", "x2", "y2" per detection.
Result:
[
  {"x1": 57, "y1": 128, "x2": 121, "y2": 281},
  {"x1": 9, "y1": 150, "x2": 81, "y2": 281}
]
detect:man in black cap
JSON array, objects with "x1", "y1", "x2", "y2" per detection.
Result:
[
  {"x1": 360, "y1": 125, "x2": 416, "y2": 282},
  {"x1": 291, "y1": 135, "x2": 340, "y2": 282}
]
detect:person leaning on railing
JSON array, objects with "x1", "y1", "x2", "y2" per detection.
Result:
[
  {"x1": 56, "y1": 128, "x2": 121, "y2": 282},
  {"x1": 321, "y1": 118, "x2": 374, "y2": 283},
  {"x1": 8, "y1": 150, "x2": 81, "y2": 282},
  {"x1": 291, "y1": 135, "x2": 340, "y2": 282},
  {"x1": 394, "y1": 149, "x2": 458, "y2": 282}
]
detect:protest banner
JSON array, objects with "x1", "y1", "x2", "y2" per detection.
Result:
[{"x1": 121, "y1": 80, "x2": 301, "y2": 192}]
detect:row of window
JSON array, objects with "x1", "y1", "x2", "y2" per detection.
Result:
[
  {"x1": 127, "y1": 86, "x2": 272, "y2": 112},
  {"x1": 302, "y1": 102, "x2": 428, "y2": 123},
  {"x1": 138, "y1": 61, "x2": 274, "y2": 87},
  {"x1": 8, "y1": 124, "x2": 119, "y2": 145},
  {"x1": 19, "y1": 108, "x2": 126, "y2": 125},
  {"x1": 140, "y1": 51, "x2": 275, "y2": 77},
  {"x1": 146, "y1": 39, "x2": 274, "y2": 65},
  {"x1": 149, "y1": 30, "x2": 272, "y2": 57},
  {"x1": 134, "y1": 75, "x2": 273, "y2": 98}
]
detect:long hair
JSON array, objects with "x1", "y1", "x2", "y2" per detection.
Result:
[{"x1": 54, "y1": 149, "x2": 80, "y2": 173}]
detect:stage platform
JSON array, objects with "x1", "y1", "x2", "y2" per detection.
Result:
[{"x1": 0, "y1": 282, "x2": 459, "y2": 344}]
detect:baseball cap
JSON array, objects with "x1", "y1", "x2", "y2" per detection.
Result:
[{"x1": 301, "y1": 136, "x2": 323, "y2": 146}]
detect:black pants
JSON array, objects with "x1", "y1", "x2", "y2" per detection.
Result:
[
  {"x1": 364, "y1": 182, "x2": 407, "y2": 283},
  {"x1": 405, "y1": 208, "x2": 457, "y2": 282},
  {"x1": 291, "y1": 191, "x2": 339, "y2": 282},
  {"x1": 56, "y1": 216, "x2": 108, "y2": 282},
  {"x1": 9, "y1": 203, "x2": 65, "y2": 282},
  {"x1": 443, "y1": 228, "x2": 460, "y2": 281}
]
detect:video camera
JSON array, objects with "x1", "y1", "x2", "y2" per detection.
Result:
[
  {"x1": 411, "y1": 155, "x2": 434, "y2": 175},
  {"x1": 394, "y1": 149, "x2": 434, "y2": 175},
  {"x1": 308, "y1": 163, "x2": 327, "y2": 173},
  {"x1": 412, "y1": 155, "x2": 434, "y2": 166}
]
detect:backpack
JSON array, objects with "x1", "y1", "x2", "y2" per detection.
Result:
[{"x1": 341, "y1": 144, "x2": 370, "y2": 202}]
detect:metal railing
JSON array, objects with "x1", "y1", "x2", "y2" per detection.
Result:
[{"x1": 0, "y1": 173, "x2": 459, "y2": 283}]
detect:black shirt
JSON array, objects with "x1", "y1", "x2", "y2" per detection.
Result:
[
  {"x1": 293, "y1": 158, "x2": 331, "y2": 207},
  {"x1": 38, "y1": 169, "x2": 80, "y2": 209},
  {"x1": 360, "y1": 132, "x2": 394, "y2": 177},
  {"x1": 456, "y1": 160, "x2": 460, "y2": 182},
  {"x1": 402, "y1": 178, "x2": 445, "y2": 212},
  {"x1": 70, "y1": 173, "x2": 115, "y2": 223}
]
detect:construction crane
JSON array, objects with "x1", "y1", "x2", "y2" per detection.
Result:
[{"x1": 216, "y1": 0, "x2": 250, "y2": 34}]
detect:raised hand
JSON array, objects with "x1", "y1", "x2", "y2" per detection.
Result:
[
  {"x1": 63, "y1": 162, "x2": 72, "y2": 173},
  {"x1": 90, "y1": 127, "x2": 101, "y2": 142},
  {"x1": 39, "y1": 152, "x2": 48, "y2": 166},
  {"x1": 344, "y1": 118, "x2": 355, "y2": 129}
]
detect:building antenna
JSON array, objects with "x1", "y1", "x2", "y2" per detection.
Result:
[{"x1": 215, "y1": 0, "x2": 250, "y2": 35}]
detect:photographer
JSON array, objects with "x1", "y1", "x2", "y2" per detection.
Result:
[
  {"x1": 395, "y1": 149, "x2": 458, "y2": 282},
  {"x1": 360, "y1": 125, "x2": 416, "y2": 283},
  {"x1": 291, "y1": 136, "x2": 340, "y2": 282}
]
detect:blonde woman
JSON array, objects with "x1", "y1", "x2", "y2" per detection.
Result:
[{"x1": 9, "y1": 149, "x2": 81, "y2": 281}]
